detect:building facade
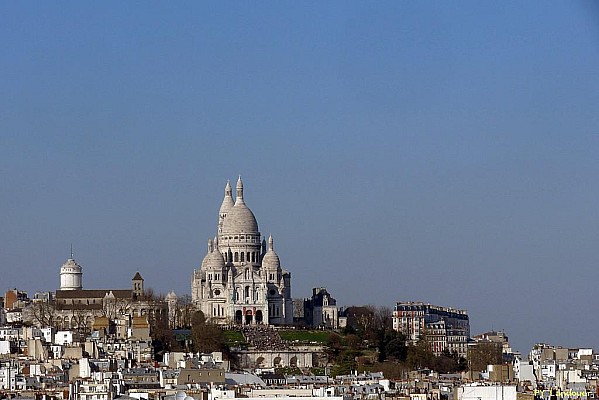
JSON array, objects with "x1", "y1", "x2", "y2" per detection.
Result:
[
  {"x1": 303, "y1": 287, "x2": 339, "y2": 329},
  {"x1": 191, "y1": 177, "x2": 293, "y2": 325},
  {"x1": 392, "y1": 301, "x2": 470, "y2": 357}
]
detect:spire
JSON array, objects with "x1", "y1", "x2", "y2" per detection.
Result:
[
  {"x1": 225, "y1": 180, "x2": 232, "y2": 197},
  {"x1": 268, "y1": 234, "x2": 274, "y2": 251},
  {"x1": 236, "y1": 175, "x2": 244, "y2": 204},
  {"x1": 208, "y1": 238, "x2": 213, "y2": 253}
]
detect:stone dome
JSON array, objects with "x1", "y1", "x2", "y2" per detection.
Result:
[
  {"x1": 60, "y1": 257, "x2": 83, "y2": 290},
  {"x1": 221, "y1": 203, "x2": 259, "y2": 234},
  {"x1": 262, "y1": 235, "x2": 280, "y2": 270},
  {"x1": 61, "y1": 258, "x2": 82, "y2": 272},
  {"x1": 221, "y1": 176, "x2": 259, "y2": 234},
  {"x1": 165, "y1": 291, "x2": 177, "y2": 300},
  {"x1": 201, "y1": 239, "x2": 225, "y2": 270}
]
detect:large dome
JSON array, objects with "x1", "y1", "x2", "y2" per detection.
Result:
[
  {"x1": 221, "y1": 203, "x2": 259, "y2": 234},
  {"x1": 221, "y1": 176, "x2": 259, "y2": 234}
]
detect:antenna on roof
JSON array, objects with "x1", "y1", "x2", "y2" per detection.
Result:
[{"x1": 70, "y1": 244, "x2": 74, "y2": 259}]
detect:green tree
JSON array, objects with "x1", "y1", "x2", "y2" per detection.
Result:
[
  {"x1": 432, "y1": 350, "x2": 457, "y2": 374},
  {"x1": 385, "y1": 336, "x2": 407, "y2": 361}
]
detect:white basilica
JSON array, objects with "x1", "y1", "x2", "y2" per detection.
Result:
[{"x1": 191, "y1": 177, "x2": 293, "y2": 325}]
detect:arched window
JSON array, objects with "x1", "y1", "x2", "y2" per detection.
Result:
[
  {"x1": 246, "y1": 252, "x2": 250, "y2": 262},
  {"x1": 241, "y1": 252, "x2": 244, "y2": 262},
  {"x1": 234, "y1": 252, "x2": 239, "y2": 262},
  {"x1": 251, "y1": 252, "x2": 255, "y2": 263},
  {"x1": 245, "y1": 286, "x2": 250, "y2": 299}
]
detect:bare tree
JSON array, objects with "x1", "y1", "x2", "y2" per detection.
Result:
[
  {"x1": 373, "y1": 306, "x2": 393, "y2": 331},
  {"x1": 71, "y1": 307, "x2": 92, "y2": 335},
  {"x1": 102, "y1": 297, "x2": 131, "y2": 320},
  {"x1": 24, "y1": 301, "x2": 58, "y2": 328},
  {"x1": 177, "y1": 294, "x2": 195, "y2": 328}
]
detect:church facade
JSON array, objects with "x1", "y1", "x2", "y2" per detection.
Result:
[{"x1": 191, "y1": 177, "x2": 293, "y2": 325}]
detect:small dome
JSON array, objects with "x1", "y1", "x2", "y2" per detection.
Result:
[
  {"x1": 203, "y1": 250, "x2": 225, "y2": 270},
  {"x1": 175, "y1": 392, "x2": 187, "y2": 400},
  {"x1": 262, "y1": 235, "x2": 280, "y2": 270},
  {"x1": 201, "y1": 239, "x2": 225, "y2": 270},
  {"x1": 262, "y1": 251, "x2": 280, "y2": 270},
  {"x1": 165, "y1": 291, "x2": 177, "y2": 300},
  {"x1": 61, "y1": 258, "x2": 82, "y2": 272}
]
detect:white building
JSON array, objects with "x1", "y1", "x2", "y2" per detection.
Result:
[
  {"x1": 55, "y1": 330, "x2": 80, "y2": 346},
  {"x1": 0, "y1": 341, "x2": 10, "y2": 355},
  {"x1": 192, "y1": 177, "x2": 293, "y2": 325},
  {"x1": 513, "y1": 356, "x2": 536, "y2": 383},
  {"x1": 60, "y1": 257, "x2": 83, "y2": 290},
  {"x1": 0, "y1": 361, "x2": 26, "y2": 391}
]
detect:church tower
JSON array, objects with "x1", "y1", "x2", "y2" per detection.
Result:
[{"x1": 132, "y1": 271, "x2": 144, "y2": 298}]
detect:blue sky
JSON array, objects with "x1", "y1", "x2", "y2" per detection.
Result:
[{"x1": 1, "y1": 1, "x2": 598, "y2": 353}]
